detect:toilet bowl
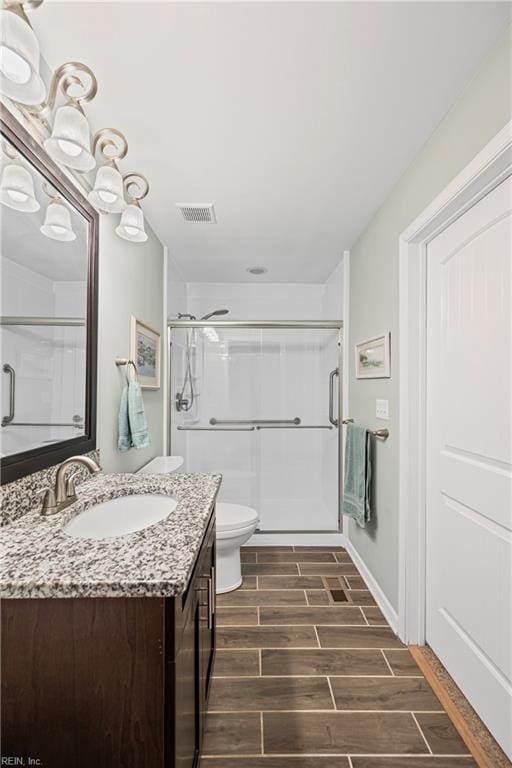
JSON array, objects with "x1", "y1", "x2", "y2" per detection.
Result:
[{"x1": 216, "y1": 502, "x2": 259, "y2": 594}]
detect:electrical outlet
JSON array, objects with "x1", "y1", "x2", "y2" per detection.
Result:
[{"x1": 376, "y1": 399, "x2": 389, "y2": 420}]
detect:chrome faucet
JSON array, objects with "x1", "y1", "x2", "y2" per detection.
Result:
[{"x1": 40, "y1": 455, "x2": 101, "y2": 516}]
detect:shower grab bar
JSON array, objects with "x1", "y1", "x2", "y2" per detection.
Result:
[
  {"x1": 2, "y1": 364, "x2": 15, "y2": 427},
  {"x1": 178, "y1": 425, "x2": 255, "y2": 432},
  {"x1": 1, "y1": 363, "x2": 84, "y2": 429},
  {"x1": 328, "y1": 367, "x2": 339, "y2": 427},
  {"x1": 209, "y1": 418, "x2": 301, "y2": 426},
  {"x1": 0, "y1": 316, "x2": 85, "y2": 326},
  {"x1": 256, "y1": 424, "x2": 333, "y2": 430},
  {"x1": 3, "y1": 421, "x2": 84, "y2": 428}
]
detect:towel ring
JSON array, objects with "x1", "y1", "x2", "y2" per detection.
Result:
[{"x1": 115, "y1": 357, "x2": 138, "y2": 382}]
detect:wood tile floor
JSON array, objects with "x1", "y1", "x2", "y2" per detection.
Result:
[{"x1": 201, "y1": 546, "x2": 477, "y2": 767}]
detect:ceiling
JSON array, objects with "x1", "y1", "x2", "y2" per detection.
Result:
[{"x1": 32, "y1": 2, "x2": 510, "y2": 283}]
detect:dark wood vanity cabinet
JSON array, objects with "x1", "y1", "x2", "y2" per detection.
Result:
[
  {"x1": 1, "y1": 510, "x2": 216, "y2": 768},
  {"x1": 173, "y1": 510, "x2": 216, "y2": 768}
]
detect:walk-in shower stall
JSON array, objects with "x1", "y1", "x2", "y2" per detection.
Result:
[{"x1": 168, "y1": 320, "x2": 343, "y2": 533}]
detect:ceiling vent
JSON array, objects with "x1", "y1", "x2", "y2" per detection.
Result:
[{"x1": 176, "y1": 203, "x2": 216, "y2": 223}]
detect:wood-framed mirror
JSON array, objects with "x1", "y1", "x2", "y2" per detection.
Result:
[{"x1": 0, "y1": 109, "x2": 98, "y2": 484}]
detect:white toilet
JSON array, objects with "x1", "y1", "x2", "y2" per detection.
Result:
[
  {"x1": 215, "y1": 502, "x2": 259, "y2": 593},
  {"x1": 138, "y1": 456, "x2": 184, "y2": 473},
  {"x1": 136, "y1": 460, "x2": 258, "y2": 594}
]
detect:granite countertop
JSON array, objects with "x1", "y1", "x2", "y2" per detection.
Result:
[{"x1": 0, "y1": 472, "x2": 221, "y2": 599}]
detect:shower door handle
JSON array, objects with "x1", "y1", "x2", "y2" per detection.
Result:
[
  {"x1": 328, "y1": 367, "x2": 339, "y2": 427},
  {"x1": 2, "y1": 364, "x2": 15, "y2": 427}
]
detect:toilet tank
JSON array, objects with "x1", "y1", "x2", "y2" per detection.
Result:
[{"x1": 137, "y1": 456, "x2": 184, "y2": 474}]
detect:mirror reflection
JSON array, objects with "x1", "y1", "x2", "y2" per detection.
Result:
[{"x1": 1, "y1": 136, "x2": 88, "y2": 459}]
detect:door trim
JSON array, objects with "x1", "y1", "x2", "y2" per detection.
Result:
[
  {"x1": 398, "y1": 120, "x2": 512, "y2": 644},
  {"x1": 341, "y1": 250, "x2": 351, "y2": 533}
]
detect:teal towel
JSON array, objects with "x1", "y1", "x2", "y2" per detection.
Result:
[
  {"x1": 118, "y1": 381, "x2": 150, "y2": 452},
  {"x1": 128, "y1": 380, "x2": 150, "y2": 449},
  {"x1": 342, "y1": 424, "x2": 372, "y2": 528},
  {"x1": 117, "y1": 384, "x2": 131, "y2": 452}
]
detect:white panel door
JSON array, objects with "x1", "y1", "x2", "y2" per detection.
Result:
[{"x1": 426, "y1": 175, "x2": 512, "y2": 759}]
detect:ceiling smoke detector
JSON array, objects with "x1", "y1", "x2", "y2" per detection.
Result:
[
  {"x1": 176, "y1": 203, "x2": 216, "y2": 223},
  {"x1": 247, "y1": 266, "x2": 268, "y2": 275}
]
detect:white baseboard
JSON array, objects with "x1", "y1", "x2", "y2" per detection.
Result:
[
  {"x1": 344, "y1": 540, "x2": 399, "y2": 634},
  {"x1": 245, "y1": 532, "x2": 347, "y2": 547}
]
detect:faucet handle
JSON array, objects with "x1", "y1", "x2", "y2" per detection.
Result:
[
  {"x1": 38, "y1": 488, "x2": 58, "y2": 516},
  {"x1": 65, "y1": 471, "x2": 80, "y2": 501}
]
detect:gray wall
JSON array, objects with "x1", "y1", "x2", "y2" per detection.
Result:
[
  {"x1": 97, "y1": 215, "x2": 165, "y2": 472},
  {"x1": 348, "y1": 26, "x2": 512, "y2": 610}
]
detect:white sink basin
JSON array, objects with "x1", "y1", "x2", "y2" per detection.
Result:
[{"x1": 63, "y1": 494, "x2": 178, "y2": 540}]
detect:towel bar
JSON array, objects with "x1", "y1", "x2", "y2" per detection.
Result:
[{"x1": 342, "y1": 418, "x2": 389, "y2": 440}]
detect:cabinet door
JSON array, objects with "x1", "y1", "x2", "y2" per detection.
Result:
[
  {"x1": 173, "y1": 598, "x2": 198, "y2": 768},
  {"x1": 2, "y1": 598, "x2": 165, "y2": 768},
  {"x1": 172, "y1": 510, "x2": 216, "y2": 765},
  {"x1": 202, "y1": 524, "x2": 216, "y2": 701},
  {"x1": 196, "y1": 520, "x2": 216, "y2": 748}
]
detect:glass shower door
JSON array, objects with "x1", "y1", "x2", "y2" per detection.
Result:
[
  {"x1": 169, "y1": 325, "x2": 341, "y2": 532},
  {"x1": 170, "y1": 326, "x2": 259, "y2": 510}
]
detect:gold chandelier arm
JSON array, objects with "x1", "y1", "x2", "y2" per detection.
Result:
[
  {"x1": 25, "y1": 61, "x2": 98, "y2": 119},
  {"x1": 92, "y1": 128, "x2": 128, "y2": 163},
  {"x1": 22, "y1": 62, "x2": 97, "y2": 121},
  {"x1": 25, "y1": 61, "x2": 98, "y2": 118},
  {"x1": 123, "y1": 172, "x2": 149, "y2": 202},
  {"x1": 47, "y1": 62, "x2": 98, "y2": 110}
]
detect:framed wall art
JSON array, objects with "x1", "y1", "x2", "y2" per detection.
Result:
[
  {"x1": 130, "y1": 316, "x2": 161, "y2": 389},
  {"x1": 355, "y1": 333, "x2": 390, "y2": 379}
]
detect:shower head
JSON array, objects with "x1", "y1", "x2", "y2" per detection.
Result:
[{"x1": 200, "y1": 309, "x2": 229, "y2": 321}]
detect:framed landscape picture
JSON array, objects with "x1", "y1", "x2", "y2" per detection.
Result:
[
  {"x1": 355, "y1": 333, "x2": 390, "y2": 379},
  {"x1": 130, "y1": 316, "x2": 161, "y2": 389}
]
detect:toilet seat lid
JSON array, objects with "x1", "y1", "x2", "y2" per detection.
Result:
[{"x1": 216, "y1": 502, "x2": 259, "y2": 532}]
